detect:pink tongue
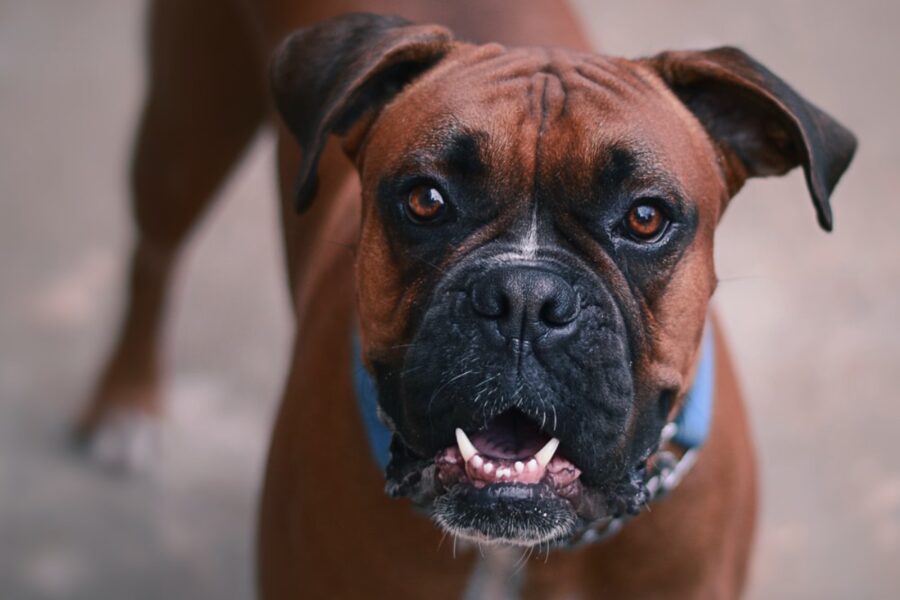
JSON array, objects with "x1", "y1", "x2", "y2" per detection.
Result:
[{"x1": 470, "y1": 412, "x2": 549, "y2": 460}]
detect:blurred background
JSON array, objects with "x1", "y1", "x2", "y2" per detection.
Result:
[{"x1": 1, "y1": 0, "x2": 898, "y2": 598}]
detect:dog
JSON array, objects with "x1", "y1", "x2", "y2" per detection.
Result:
[{"x1": 75, "y1": 1, "x2": 856, "y2": 597}]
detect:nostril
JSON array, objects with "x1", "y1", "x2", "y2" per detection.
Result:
[
  {"x1": 539, "y1": 292, "x2": 578, "y2": 327},
  {"x1": 496, "y1": 295, "x2": 510, "y2": 318}
]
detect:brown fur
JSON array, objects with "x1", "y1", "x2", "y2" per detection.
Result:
[{"x1": 76, "y1": 1, "x2": 855, "y2": 598}]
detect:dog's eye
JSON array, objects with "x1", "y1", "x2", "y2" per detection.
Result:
[
  {"x1": 624, "y1": 201, "x2": 668, "y2": 242},
  {"x1": 405, "y1": 186, "x2": 446, "y2": 223}
]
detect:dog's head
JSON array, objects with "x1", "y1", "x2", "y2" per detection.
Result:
[{"x1": 272, "y1": 13, "x2": 856, "y2": 546}]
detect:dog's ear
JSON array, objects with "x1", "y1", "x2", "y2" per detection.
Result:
[
  {"x1": 271, "y1": 13, "x2": 453, "y2": 212},
  {"x1": 644, "y1": 47, "x2": 856, "y2": 230}
]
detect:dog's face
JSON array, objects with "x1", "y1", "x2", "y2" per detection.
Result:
[
  {"x1": 273, "y1": 14, "x2": 855, "y2": 546},
  {"x1": 355, "y1": 47, "x2": 721, "y2": 543}
]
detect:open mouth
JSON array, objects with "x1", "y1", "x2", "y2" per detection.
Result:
[
  {"x1": 430, "y1": 410, "x2": 585, "y2": 545},
  {"x1": 435, "y1": 410, "x2": 582, "y2": 492}
]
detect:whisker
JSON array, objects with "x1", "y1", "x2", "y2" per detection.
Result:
[
  {"x1": 399, "y1": 364, "x2": 425, "y2": 377},
  {"x1": 381, "y1": 342, "x2": 415, "y2": 351},
  {"x1": 512, "y1": 545, "x2": 532, "y2": 574},
  {"x1": 427, "y1": 368, "x2": 476, "y2": 413}
]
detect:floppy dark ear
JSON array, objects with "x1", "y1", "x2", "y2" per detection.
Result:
[
  {"x1": 271, "y1": 13, "x2": 453, "y2": 212},
  {"x1": 644, "y1": 47, "x2": 857, "y2": 230}
]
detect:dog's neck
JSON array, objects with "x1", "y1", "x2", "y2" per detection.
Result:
[{"x1": 462, "y1": 545, "x2": 523, "y2": 600}]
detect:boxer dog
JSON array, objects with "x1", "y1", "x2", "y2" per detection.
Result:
[{"x1": 76, "y1": 1, "x2": 856, "y2": 597}]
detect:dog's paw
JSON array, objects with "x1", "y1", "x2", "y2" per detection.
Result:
[{"x1": 71, "y1": 408, "x2": 161, "y2": 474}]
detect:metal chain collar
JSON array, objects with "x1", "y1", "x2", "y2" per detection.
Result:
[{"x1": 561, "y1": 421, "x2": 701, "y2": 550}]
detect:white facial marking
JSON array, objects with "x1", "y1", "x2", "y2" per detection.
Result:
[{"x1": 520, "y1": 203, "x2": 539, "y2": 259}]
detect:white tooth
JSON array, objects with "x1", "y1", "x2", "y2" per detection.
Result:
[
  {"x1": 471, "y1": 455, "x2": 483, "y2": 469},
  {"x1": 515, "y1": 461, "x2": 525, "y2": 473},
  {"x1": 499, "y1": 467, "x2": 509, "y2": 478},
  {"x1": 455, "y1": 428, "x2": 478, "y2": 462},
  {"x1": 483, "y1": 462, "x2": 494, "y2": 474},
  {"x1": 534, "y1": 438, "x2": 560, "y2": 468},
  {"x1": 526, "y1": 459, "x2": 538, "y2": 472}
]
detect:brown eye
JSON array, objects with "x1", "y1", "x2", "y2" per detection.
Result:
[
  {"x1": 625, "y1": 202, "x2": 668, "y2": 241},
  {"x1": 405, "y1": 186, "x2": 446, "y2": 223}
]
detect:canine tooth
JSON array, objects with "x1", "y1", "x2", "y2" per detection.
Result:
[
  {"x1": 483, "y1": 462, "x2": 494, "y2": 474},
  {"x1": 471, "y1": 455, "x2": 483, "y2": 469},
  {"x1": 526, "y1": 459, "x2": 538, "y2": 472},
  {"x1": 499, "y1": 467, "x2": 510, "y2": 478},
  {"x1": 534, "y1": 438, "x2": 560, "y2": 468},
  {"x1": 515, "y1": 461, "x2": 525, "y2": 473},
  {"x1": 455, "y1": 428, "x2": 477, "y2": 462}
]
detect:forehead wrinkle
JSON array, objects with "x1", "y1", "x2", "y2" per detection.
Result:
[
  {"x1": 585, "y1": 56, "x2": 658, "y2": 93},
  {"x1": 479, "y1": 76, "x2": 537, "y2": 111},
  {"x1": 444, "y1": 45, "x2": 549, "y2": 85},
  {"x1": 572, "y1": 61, "x2": 653, "y2": 104},
  {"x1": 531, "y1": 72, "x2": 568, "y2": 123}
]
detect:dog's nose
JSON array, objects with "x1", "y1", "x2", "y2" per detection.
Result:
[{"x1": 470, "y1": 266, "x2": 579, "y2": 343}]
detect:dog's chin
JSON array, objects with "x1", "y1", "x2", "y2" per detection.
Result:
[
  {"x1": 432, "y1": 482, "x2": 578, "y2": 547},
  {"x1": 384, "y1": 411, "x2": 649, "y2": 548}
]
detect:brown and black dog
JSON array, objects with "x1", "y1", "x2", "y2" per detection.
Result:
[{"x1": 76, "y1": 1, "x2": 856, "y2": 597}]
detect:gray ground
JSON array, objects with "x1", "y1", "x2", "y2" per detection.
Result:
[{"x1": 1, "y1": 0, "x2": 898, "y2": 598}]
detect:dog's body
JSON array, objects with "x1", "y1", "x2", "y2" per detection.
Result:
[{"x1": 77, "y1": 1, "x2": 855, "y2": 598}]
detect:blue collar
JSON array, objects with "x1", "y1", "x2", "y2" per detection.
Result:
[
  {"x1": 671, "y1": 324, "x2": 715, "y2": 449},
  {"x1": 351, "y1": 325, "x2": 715, "y2": 471},
  {"x1": 351, "y1": 335, "x2": 393, "y2": 470}
]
